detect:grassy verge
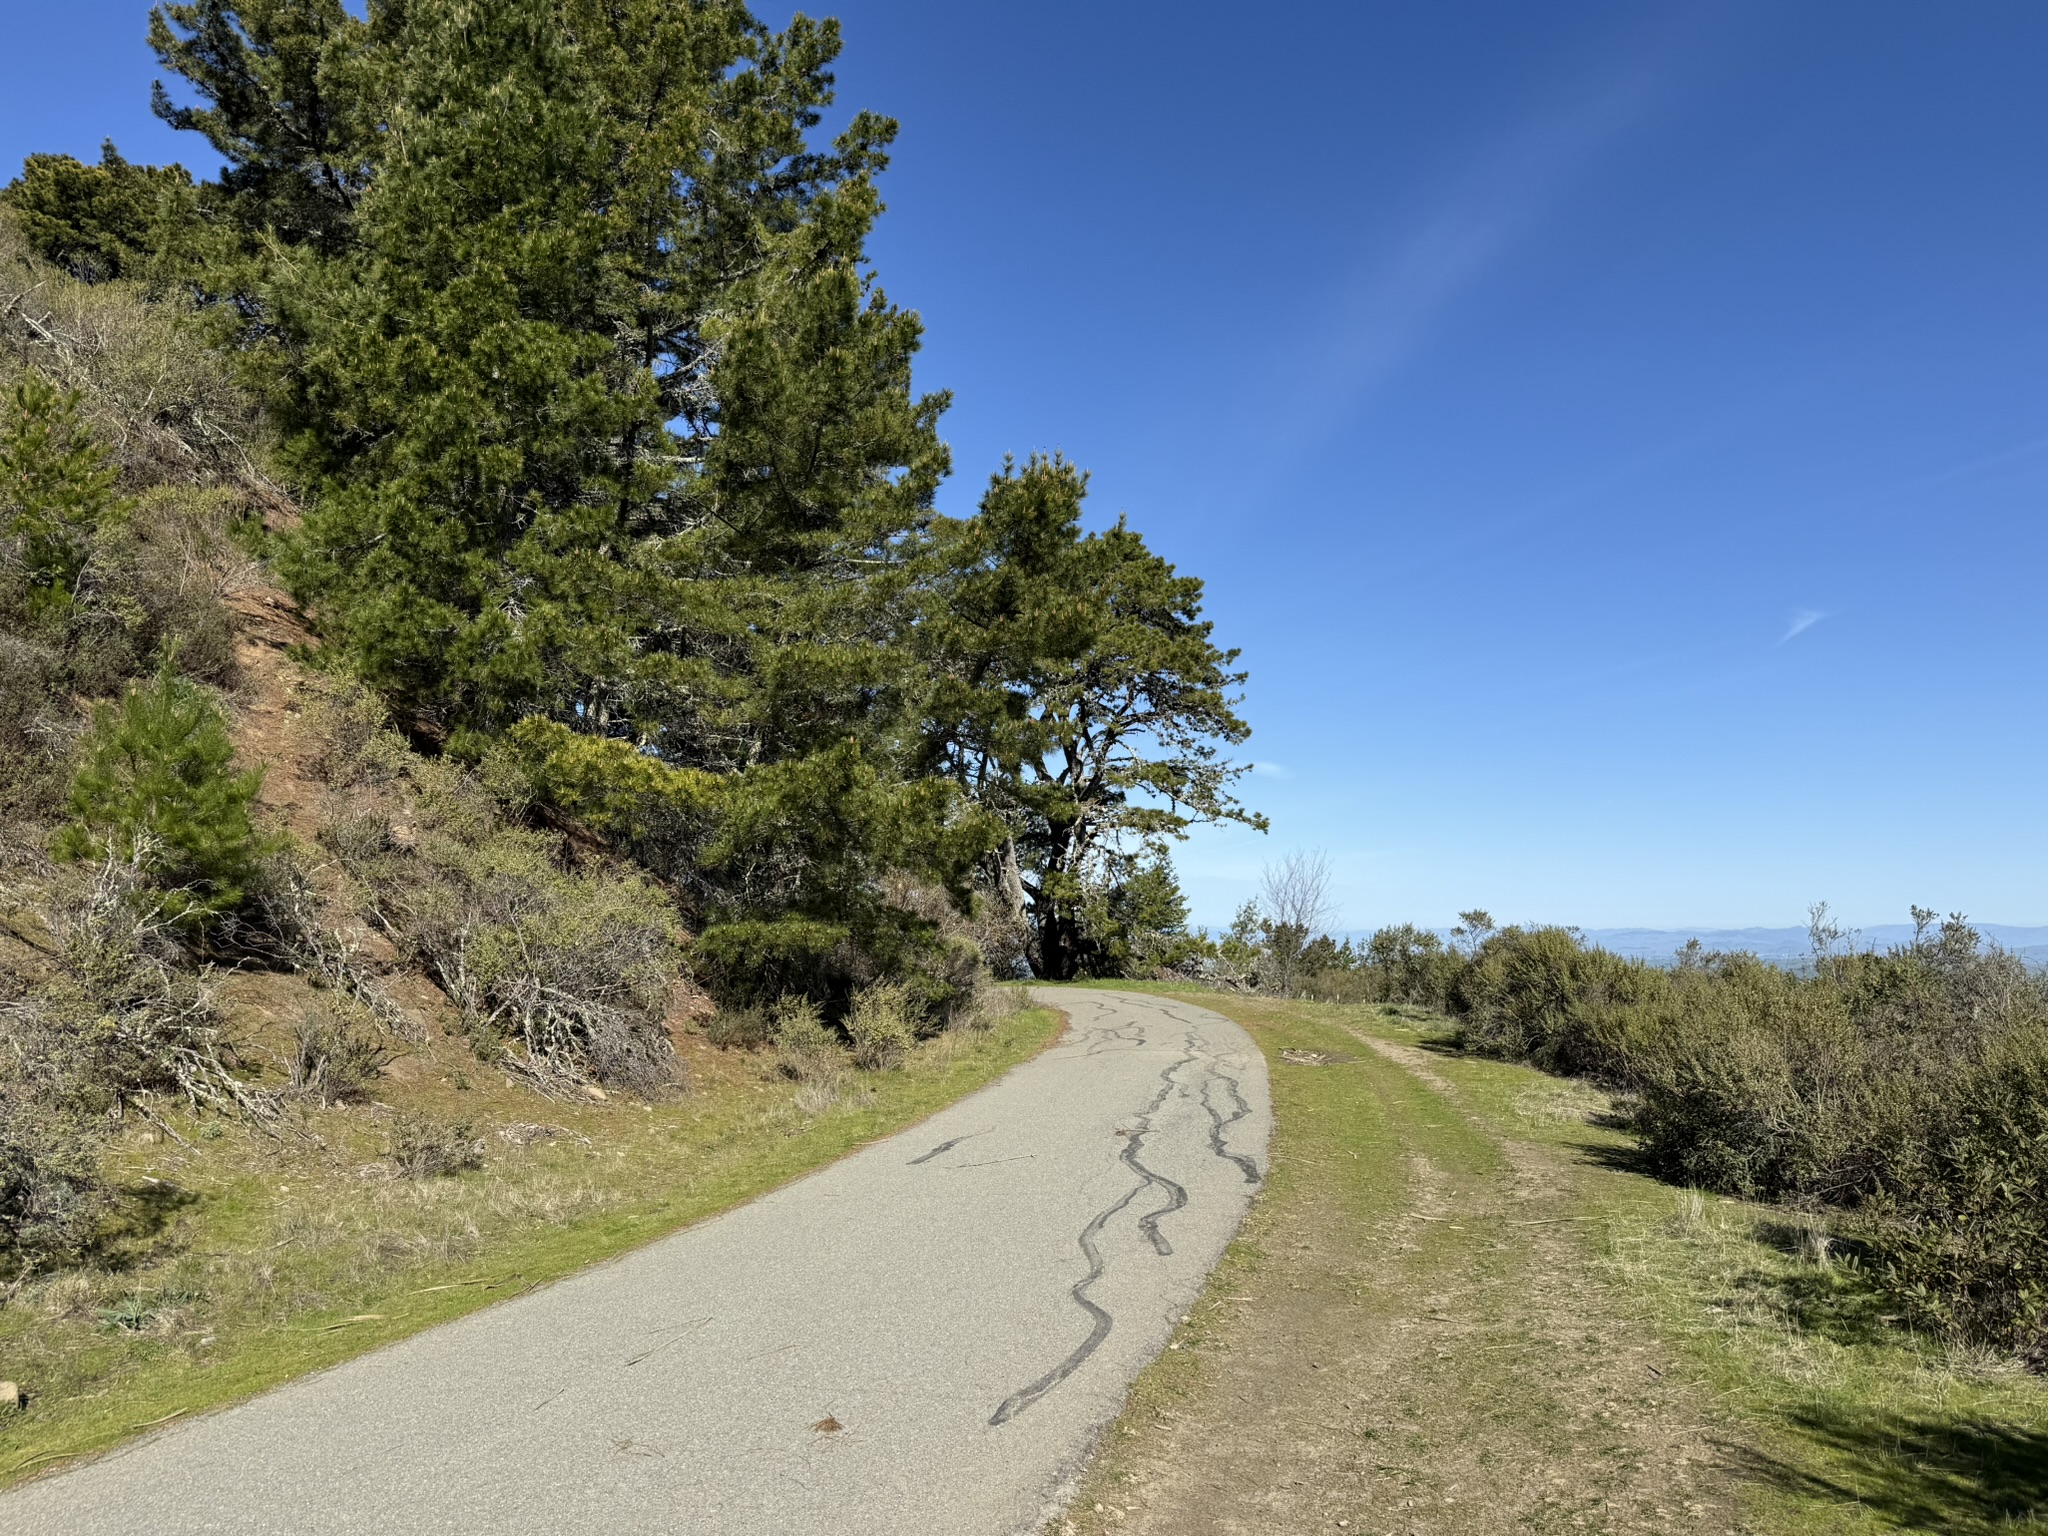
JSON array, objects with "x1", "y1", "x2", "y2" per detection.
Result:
[
  {"x1": 1055, "y1": 986, "x2": 2048, "y2": 1534},
  {"x1": 0, "y1": 1003, "x2": 1061, "y2": 1487}
]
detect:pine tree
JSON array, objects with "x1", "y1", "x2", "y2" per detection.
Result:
[
  {"x1": 0, "y1": 372, "x2": 125, "y2": 617},
  {"x1": 137, "y1": 0, "x2": 1259, "y2": 996},
  {"x1": 148, "y1": 0, "x2": 982, "y2": 996},
  {"x1": 1079, "y1": 854, "x2": 1204, "y2": 979},
  {"x1": 53, "y1": 663, "x2": 267, "y2": 921},
  {"x1": 0, "y1": 142, "x2": 196, "y2": 283},
  {"x1": 147, "y1": 0, "x2": 376, "y2": 257},
  {"x1": 914, "y1": 456, "x2": 1264, "y2": 980}
]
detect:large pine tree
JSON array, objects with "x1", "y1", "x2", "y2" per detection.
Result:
[
  {"x1": 129, "y1": 0, "x2": 1259, "y2": 1000},
  {"x1": 144, "y1": 0, "x2": 982, "y2": 997},
  {"x1": 913, "y1": 457, "x2": 1264, "y2": 980}
]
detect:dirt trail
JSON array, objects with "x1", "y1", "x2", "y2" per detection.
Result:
[{"x1": 1060, "y1": 1000, "x2": 1747, "y2": 1536}]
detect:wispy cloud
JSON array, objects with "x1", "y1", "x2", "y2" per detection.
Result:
[
  {"x1": 1282, "y1": 17, "x2": 1698, "y2": 433},
  {"x1": 1251, "y1": 761, "x2": 1292, "y2": 779},
  {"x1": 1780, "y1": 609, "x2": 1828, "y2": 643}
]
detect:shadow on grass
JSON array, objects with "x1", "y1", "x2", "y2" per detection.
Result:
[
  {"x1": 89, "y1": 1179, "x2": 200, "y2": 1271},
  {"x1": 1731, "y1": 1409, "x2": 2048, "y2": 1532}
]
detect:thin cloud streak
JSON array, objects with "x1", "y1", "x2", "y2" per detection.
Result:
[
  {"x1": 1271, "y1": 13, "x2": 1704, "y2": 448},
  {"x1": 1780, "y1": 609, "x2": 1827, "y2": 643}
]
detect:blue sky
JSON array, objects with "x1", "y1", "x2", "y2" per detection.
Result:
[{"x1": 9, "y1": 2, "x2": 2047, "y2": 932}]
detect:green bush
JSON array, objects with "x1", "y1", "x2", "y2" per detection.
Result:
[
  {"x1": 1856, "y1": 1027, "x2": 2048, "y2": 1363},
  {"x1": 1452, "y1": 925, "x2": 1668, "y2": 1081},
  {"x1": 704, "y1": 1005, "x2": 773, "y2": 1050},
  {"x1": 1074, "y1": 856, "x2": 1207, "y2": 979},
  {"x1": 845, "y1": 981, "x2": 916, "y2": 1071},
  {"x1": 52, "y1": 662, "x2": 267, "y2": 922},
  {"x1": 1317, "y1": 923, "x2": 1464, "y2": 1007},
  {"x1": 772, "y1": 994, "x2": 842, "y2": 1081},
  {"x1": 2, "y1": 144, "x2": 195, "y2": 284},
  {"x1": 0, "y1": 370, "x2": 122, "y2": 616},
  {"x1": 1625, "y1": 956, "x2": 1884, "y2": 1200}
]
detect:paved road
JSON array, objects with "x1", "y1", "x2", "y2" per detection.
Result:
[{"x1": 1, "y1": 989, "x2": 1269, "y2": 1536}]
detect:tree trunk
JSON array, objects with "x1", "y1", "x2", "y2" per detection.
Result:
[
  {"x1": 998, "y1": 838, "x2": 1028, "y2": 925},
  {"x1": 1038, "y1": 906, "x2": 1079, "y2": 981}
]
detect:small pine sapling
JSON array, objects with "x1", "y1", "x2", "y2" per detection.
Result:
[
  {"x1": 0, "y1": 371, "x2": 125, "y2": 616},
  {"x1": 53, "y1": 662, "x2": 268, "y2": 921}
]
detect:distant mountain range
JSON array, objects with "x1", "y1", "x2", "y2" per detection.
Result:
[
  {"x1": 1322, "y1": 925, "x2": 2048, "y2": 966},
  {"x1": 1570, "y1": 925, "x2": 2048, "y2": 965}
]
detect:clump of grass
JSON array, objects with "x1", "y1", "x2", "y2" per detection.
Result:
[
  {"x1": 388, "y1": 1113, "x2": 482, "y2": 1179},
  {"x1": 704, "y1": 1005, "x2": 773, "y2": 1050},
  {"x1": 961, "y1": 979, "x2": 1026, "y2": 1033}
]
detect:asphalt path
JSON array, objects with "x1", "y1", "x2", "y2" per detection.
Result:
[{"x1": 1, "y1": 988, "x2": 1270, "y2": 1536}]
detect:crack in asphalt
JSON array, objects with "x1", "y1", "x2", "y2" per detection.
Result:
[
  {"x1": 990, "y1": 996, "x2": 1261, "y2": 1428},
  {"x1": 1198, "y1": 1060, "x2": 1263, "y2": 1185},
  {"x1": 986, "y1": 1056, "x2": 1181, "y2": 1428},
  {"x1": 1136, "y1": 1003, "x2": 1264, "y2": 1186},
  {"x1": 1079, "y1": 1005, "x2": 1150, "y2": 1056},
  {"x1": 909, "y1": 1134, "x2": 974, "y2": 1166}
]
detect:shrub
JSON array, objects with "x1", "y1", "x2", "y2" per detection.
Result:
[
  {"x1": 288, "y1": 1008, "x2": 393, "y2": 1106},
  {"x1": 0, "y1": 210, "x2": 270, "y2": 490},
  {"x1": 1358, "y1": 924, "x2": 1466, "y2": 1007},
  {"x1": 845, "y1": 981, "x2": 916, "y2": 1071},
  {"x1": 294, "y1": 672, "x2": 410, "y2": 788},
  {"x1": 339, "y1": 759, "x2": 685, "y2": 1096},
  {"x1": 3, "y1": 144, "x2": 194, "y2": 284},
  {"x1": 0, "y1": 1086, "x2": 106, "y2": 1277},
  {"x1": 52, "y1": 663, "x2": 267, "y2": 922},
  {"x1": 0, "y1": 628, "x2": 73, "y2": 833},
  {"x1": 1452, "y1": 925, "x2": 1667, "y2": 1082},
  {"x1": 71, "y1": 486, "x2": 248, "y2": 689},
  {"x1": 389, "y1": 1113, "x2": 483, "y2": 1178},
  {"x1": 772, "y1": 995, "x2": 841, "y2": 1080},
  {"x1": 424, "y1": 837, "x2": 681, "y2": 1095},
  {"x1": 1626, "y1": 957, "x2": 1882, "y2": 1200},
  {"x1": 317, "y1": 809, "x2": 394, "y2": 866},
  {"x1": 1, "y1": 848, "x2": 276, "y2": 1124},
  {"x1": 703, "y1": 1005, "x2": 773, "y2": 1050},
  {"x1": 1856, "y1": 1027, "x2": 2048, "y2": 1363},
  {"x1": 1074, "y1": 856, "x2": 1207, "y2": 980}
]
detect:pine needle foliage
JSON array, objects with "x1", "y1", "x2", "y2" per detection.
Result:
[
  {"x1": 0, "y1": 142, "x2": 197, "y2": 284},
  {"x1": 1, "y1": 371, "x2": 125, "y2": 616},
  {"x1": 913, "y1": 456, "x2": 1265, "y2": 978},
  {"x1": 53, "y1": 664, "x2": 267, "y2": 921}
]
